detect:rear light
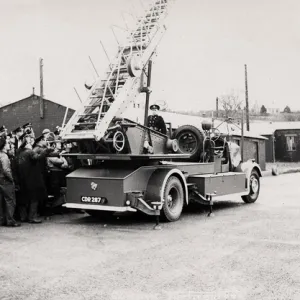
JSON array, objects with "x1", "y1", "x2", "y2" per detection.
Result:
[
  {"x1": 125, "y1": 200, "x2": 131, "y2": 206},
  {"x1": 100, "y1": 198, "x2": 107, "y2": 205}
]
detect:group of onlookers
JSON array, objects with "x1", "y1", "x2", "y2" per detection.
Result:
[{"x1": 0, "y1": 123, "x2": 76, "y2": 227}]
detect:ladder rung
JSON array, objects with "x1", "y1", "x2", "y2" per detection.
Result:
[
  {"x1": 90, "y1": 95, "x2": 102, "y2": 98},
  {"x1": 75, "y1": 122, "x2": 98, "y2": 126},
  {"x1": 78, "y1": 113, "x2": 101, "y2": 117}
]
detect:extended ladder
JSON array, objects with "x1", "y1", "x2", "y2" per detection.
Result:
[{"x1": 61, "y1": 0, "x2": 174, "y2": 141}]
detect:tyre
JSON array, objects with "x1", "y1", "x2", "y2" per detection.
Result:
[
  {"x1": 161, "y1": 176, "x2": 184, "y2": 222},
  {"x1": 172, "y1": 125, "x2": 204, "y2": 161},
  {"x1": 242, "y1": 170, "x2": 260, "y2": 203},
  {"x1": 85, "y1": 210, "x2": 114, "y2": 218}
]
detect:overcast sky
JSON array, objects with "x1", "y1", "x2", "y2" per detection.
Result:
[{"x1": 1, "y1": 0, "x2": 300, "y2": 112}]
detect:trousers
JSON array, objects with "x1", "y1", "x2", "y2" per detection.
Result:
[{"x1": 0, "y1": 183, "x2": 17, "y2": 225}]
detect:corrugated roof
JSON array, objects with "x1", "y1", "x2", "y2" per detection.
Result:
[
  {"x1": 249, "y1": 121, "x2": 300, "y2": 135},
  {"x1": 0, "y1": 94, "x2": 73, "y2": 110}
]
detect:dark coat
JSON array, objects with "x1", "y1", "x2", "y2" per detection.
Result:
[
  {"x1": 17, "y1": 147, "x2": 53, "y2": 193},
  {"x1": 33, "y1": 143, "x2": 59, "y2": 182},
  {"x1": 147, "y1": 115, "x2": 167, "y2": 134}
]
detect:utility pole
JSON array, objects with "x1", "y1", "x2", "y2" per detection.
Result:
[
  {"x1": 241, "y1": 108, "x2": 244, "y2": 162},
  {"x1": 40, "y1": 58, "x2": 44, "y2": 119},
  {"x1": 244, "y1": 64, "x2": 250, "y2": 131},
  {"x1": 216, "y1": 97, "x2": 219, "y2": 118}
]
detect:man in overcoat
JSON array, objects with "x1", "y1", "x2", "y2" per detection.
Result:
[
  {"x1": 0, "y1": 136, "x2": 20, "y2": 227},
  {"x1": 17, "y1": 131, "x2": 53, "y2": 223},
  {"x1": 147, "y1": 104, "x2": 167, "y2": 134}
]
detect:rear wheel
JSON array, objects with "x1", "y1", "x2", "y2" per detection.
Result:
[
  {"x1": 161, "y1": 176, "x2": 184, "y2": 222},
  {"x1": 172, "y1": 125, "x2": 204, "y2": 161},
  {"x1": 242, "y1": 170, "x2": 260, "y2": 203},
  {"x1": 85, "y1": 210, "x2": 114, "y2": 218}
]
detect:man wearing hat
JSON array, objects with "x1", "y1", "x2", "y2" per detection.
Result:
[
  {"x1": 147, "y1": 103, "x2": 167, "y2": 134},
  {"x1": 12, "y1": 127, "x2": 24, "y2": 152},
  {"x1": 0, "y1": 136, "x2": 21, "y2": 227},
  {"x1": 17, "y1": 131, "x2": 54, "y2": 223},
  {"x1": 0, "y1": 125, "x2": 7, "y2": 138},
  {"x1": 42, "y1": 128, "x2": 51, "y2": 139},
  {"x1": 22, "y1": 123, "x2": 35, "y2": 138}
]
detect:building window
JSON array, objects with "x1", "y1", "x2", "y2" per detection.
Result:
[{"x1": 286, "y1": 135, "x2": 296, "y2": 151}]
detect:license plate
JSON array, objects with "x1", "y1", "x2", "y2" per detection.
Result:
[{"x1": 81, "y1": 196, "x2": 103, "y2": 203}]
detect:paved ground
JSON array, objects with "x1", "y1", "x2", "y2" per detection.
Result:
[
  {"x1": 266, "y1": 162, "x2": 300, "y2": 174},
  {"x1": 1, "y1": 173, "x2": 300, "y2": 300}
]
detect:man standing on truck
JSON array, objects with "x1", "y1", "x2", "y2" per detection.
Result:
[{"x1": 147, "y1": 103, "x2": 167, "y2": 134}]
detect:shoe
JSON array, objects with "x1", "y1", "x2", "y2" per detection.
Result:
[
  {"x1": 28, "y1": 219, "x2": 43, "y2": 224},
  {"x1": 6, "y1": 223, "x2": 21, "y2": 227}
]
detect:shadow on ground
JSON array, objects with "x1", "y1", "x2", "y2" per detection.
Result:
[{"x1": 64, "y1": 199, "x2": 247, "y2": 228}]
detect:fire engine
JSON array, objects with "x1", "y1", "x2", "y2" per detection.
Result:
[{"x1": 60, "y1": 0, "x2": 261, "y2": 224}]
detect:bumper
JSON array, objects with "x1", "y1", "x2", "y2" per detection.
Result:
[{"x1": 63, "y1": 203, "x2": 137, "y2": 212}]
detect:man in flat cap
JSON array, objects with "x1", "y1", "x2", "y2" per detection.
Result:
[{"x1": 147, "y1": 103, "x2": 167, "y2": 135}]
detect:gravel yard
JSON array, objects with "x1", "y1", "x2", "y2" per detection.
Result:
[{"x1": 1, "y1": 173, "x2": 300, "y2": 300}]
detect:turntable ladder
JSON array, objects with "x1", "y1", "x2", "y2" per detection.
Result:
[{"x1": 61, "y1": 0, "x2": 174, "y2": 141}]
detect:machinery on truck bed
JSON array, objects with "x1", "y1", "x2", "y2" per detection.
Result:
[{"x1": 60, "y1": 0, "x2": 261, "y2": 222}]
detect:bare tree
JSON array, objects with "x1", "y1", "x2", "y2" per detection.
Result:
[{"x1": 219, "y1": 92, "x2": 244, "y2": 118}]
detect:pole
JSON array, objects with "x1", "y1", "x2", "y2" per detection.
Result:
[
  {"x1": 143, "y1": 60, "x2": 153, "y2": 126},
  {"x1": 74, "y1": 87, "x2": 82, "y2": 103},
  {"x1": 39, "y1": 58, "x2": 44, "y2": 119},
  {"x1": 244, "y1": 64, "x2": 250, "y2": 131},
  {"x1": 272, "y1": 133, "x2": 276, "y2": 163},
  {"x1": 216, "y1": 97, "x2": 219, "y2": 118},
  {"x1": 62, "y1": 107, "x2": 69, "y2": 129},
  {"x1": 89, "y1": 56, "x2": 99, "y2": 77},
  {"x1": 100, "y1": 40, "x2": 112, "y2": 69},
  {"x1": 241, "y1": 108, "x2": 244, "y2": 162}
]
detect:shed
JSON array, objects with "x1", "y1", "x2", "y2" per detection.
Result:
[
  {"x1": 250, "y1": 122, "x2": 300, "y2": 162},
  {"x1": 0, "y1": 93, "x2": 75, "y2": 136}
]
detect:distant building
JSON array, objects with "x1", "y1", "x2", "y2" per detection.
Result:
[
  {"x1": 0, "y1": 93, "x2": 74, "y2": 136},
  {"x1": 265, "y1": 107, "x2": 280, "y2": 115},
  {"x1": 251, "y1": 122, "x2": 300, "y2": 162}
]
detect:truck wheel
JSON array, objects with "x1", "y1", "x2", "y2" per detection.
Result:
[
  {"x1": 85, "y1": 210, "x2": 114, "y2": 218},
  {"x1": 172, "y1": 125, "x2": 204, "y2": 161},
  {"x1": 161, "y1": 176, "x2": 184, "y2": 222},
  {"x1": 242, "y1": 170, "x2": 260, "y2": 203}
]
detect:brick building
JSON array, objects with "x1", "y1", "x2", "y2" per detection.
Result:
[{"x1": 0, "y1": 93, "x2": 75, "y2": 136}]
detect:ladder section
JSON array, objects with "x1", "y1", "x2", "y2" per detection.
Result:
[{"x1": 61, "y1": 0, "x2": 173, "y2": 140}]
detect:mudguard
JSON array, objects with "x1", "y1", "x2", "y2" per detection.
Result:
[
  {"x1": 235, "y1": 160, "x2": 262, "y2": 192},
  {"x1": 145, "y1": 168, "x2": 188, "y2": 207}
]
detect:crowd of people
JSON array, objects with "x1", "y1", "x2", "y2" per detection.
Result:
[
  {"x1": 0, "y1": 123, "x2": 76, "y2": 227},
  {"x1": 0, "y1": 104, "x2": 168, "y2": 227}
]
